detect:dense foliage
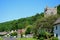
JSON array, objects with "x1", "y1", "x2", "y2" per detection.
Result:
[
  {"x1": 0, "y1": 13, "x2": 44, "y2": 32},
  {"x1": 10, "y1": 32, "x2": 17, "y2": 36},
  {"x1": 25, "y1": 25, "x2": 33, "y2": 34},
  {"x1": 33, "y1": 15, "x2": 59, "y2": 39},
  {"x1": 57, "y1": 5, "x2": 60, "y2": 15}
]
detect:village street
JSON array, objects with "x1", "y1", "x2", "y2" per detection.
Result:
[{"x1": 3, "y1": 37, "x2": 16, "y2": 40}]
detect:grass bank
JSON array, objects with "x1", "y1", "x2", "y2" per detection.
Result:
[
  {"x1": 17, "y1": 38, "x2": 37, "y2": 40},
  {"x1": 0, "y1": 37, "x2": 3, "y2": 40}
]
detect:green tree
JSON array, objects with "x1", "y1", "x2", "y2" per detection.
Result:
[
  {"x1": 33, "y1": 15, "x2": 58, "y2": 39},
  {"x1": 25, "y1": 25, "x2": 33, "y2": 34},
  {"x1": 57, "y1": 5, "x2": 60, "y2": 15}
]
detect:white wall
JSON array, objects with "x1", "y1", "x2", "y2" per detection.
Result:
[{"x1": 54, "y1": 24, "x2": 60, "y2": 39}]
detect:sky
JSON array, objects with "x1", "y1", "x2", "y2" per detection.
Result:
[{"x1": 0, "y1": 0, "x2": 60, "y2": 23}]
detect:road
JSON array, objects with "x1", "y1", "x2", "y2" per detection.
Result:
[{"x1": 3, "y1": 37, "x2": 16, "y2": 40}]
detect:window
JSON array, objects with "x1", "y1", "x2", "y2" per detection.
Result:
[
  {"x1": 56, "y1": 34, "x2": 58, "y2": 37},
  {"x1": 56, "y1": 26, "x2": 57, "y2": 30}
]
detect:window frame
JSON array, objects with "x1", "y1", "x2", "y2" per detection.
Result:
[{"x1": 56, "y1": 33, "x2": 58, "y2": 37}]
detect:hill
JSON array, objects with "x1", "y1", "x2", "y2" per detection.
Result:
[
  {"x1": 0, "y1": 5, "x2": 60, "y2": 32},
  {"x1": 0, "y1": 12, "x2": 44, "y2": 31}
]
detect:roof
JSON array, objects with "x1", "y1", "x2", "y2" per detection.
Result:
[
  {"x1": 17, "y1": 29, "x2": 26, "y2": 34},
  {"x1": 54, "y1": 18, "x2": 60, "y2": 25},
  {"x1": 0, "y1": 32, "x2": 7, "y2": 35}
]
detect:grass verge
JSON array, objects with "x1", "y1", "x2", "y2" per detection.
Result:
[{"x1": 17, "y1": 38, "x2": 37, "y2": 40}]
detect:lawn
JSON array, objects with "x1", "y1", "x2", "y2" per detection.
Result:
[
  {"x1": 0, "y1": 37, "x2": 3, "y2": 40},
  {"x1": 17, "y1": 38, "x2": 37, "y2": 40}
]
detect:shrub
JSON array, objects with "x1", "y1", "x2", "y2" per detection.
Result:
[
  {"x1": 39, "y1": 37, "x2": 44, "y2": 40},
  {"x1": 25, "y1": 27, "x2": 31, "y2": 34},
  {"x1": 10, "y1": 32, "x2": 17, "y2": 36},
  {"x1": 25, "y1": 25, "x2": 32, "y2": 34},
  {"x1": 51, "y1": 37, "x2": 58, "y2": 40}
]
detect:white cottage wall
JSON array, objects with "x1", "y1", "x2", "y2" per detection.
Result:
[{"x1": 54, "y1": 24, "x2": 60, "y2": 39}]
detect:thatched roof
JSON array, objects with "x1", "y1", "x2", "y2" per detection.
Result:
[{"x1": 54, "y1": 18, "x2": 60, "y2": 25}]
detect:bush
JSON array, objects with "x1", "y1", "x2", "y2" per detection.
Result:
[
  {"x1": 10, "y1": 32, "x2": 17, "y2": 36},
  {"x1": 25, "y1": 26, "x2": 32, "y2": 34},
  {"x1": 25, "y1": 27, "x2": 31, "y2": 34},
  {"x1": 51, "y1": 37, "x2": 58, "y2": 40},
  {"x1": 39, "y1": 37, "x2": 44, "y2": 40}
]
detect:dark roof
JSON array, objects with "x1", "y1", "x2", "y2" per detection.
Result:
[{"x1": 54, "y1": 18, "x2": 60, "y2": 25}]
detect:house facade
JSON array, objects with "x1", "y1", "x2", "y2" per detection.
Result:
[{"x1": 54, "y1": 18, "x2": 60, "y2": 40}]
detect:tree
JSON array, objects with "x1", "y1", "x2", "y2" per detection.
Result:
[
  {"x1": 33, "y1": 15, "x2": 58, "y2": 39},
  {"x1": 18, "y1": 23, "x2": 24, "y2": 29},
  {"x1": 57, "y1": 5, "x2": 60, "y2": 15},
  {"x1": 25, "y1": 25, "x2": 33, "y2": 34}
]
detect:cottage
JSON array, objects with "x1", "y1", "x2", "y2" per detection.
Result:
[
  {"x1": 17, "y1": 29, "x2": 26, "y2": 38},
  {"x1": 54, "y1": 18, "x2": 60, "y2": 40}
]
